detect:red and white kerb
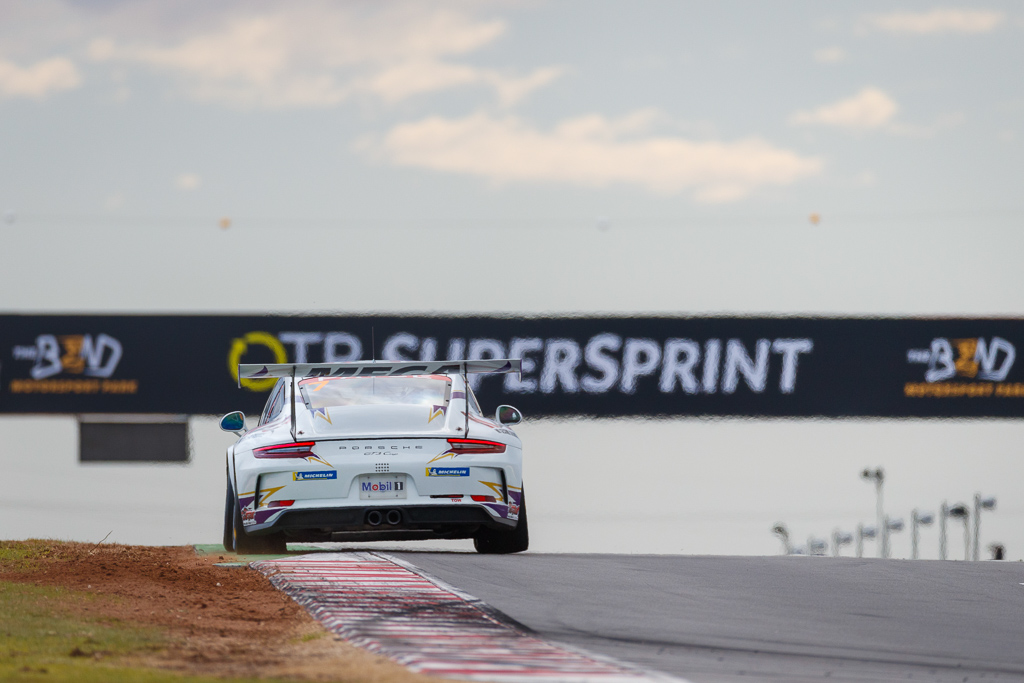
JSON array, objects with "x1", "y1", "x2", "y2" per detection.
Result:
[{"x1": 251, "y1": 552, "x2": 682, "y2": 683}]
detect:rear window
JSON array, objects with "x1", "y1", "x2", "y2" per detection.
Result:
[{"x1": 298, "y1": 375, "x2": 451, "y2": 410}]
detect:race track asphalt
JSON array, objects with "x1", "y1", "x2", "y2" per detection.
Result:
[{"x1": 391, "y1": 553, "x2": 1024, "y2": 682}]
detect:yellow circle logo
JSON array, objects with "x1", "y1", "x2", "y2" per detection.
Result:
[{"x1": 228, "y1": 331, "x2": 287, "y2": 392}]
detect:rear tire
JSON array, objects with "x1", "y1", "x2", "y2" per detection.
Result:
[
  {"x1": 231, "y1": 490, "x2": 288, "y2": 555},
  {"x1": 222, "y1": 478, "x2": 235, "y2": 552},
  {"x1": 474, "y1": 490, "x2": 529, "y2": 554}
]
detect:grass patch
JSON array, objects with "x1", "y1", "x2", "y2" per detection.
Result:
[
  {"x1": 0, "y1": 581, "x2": 283, "y2": 683},
  {"x1": 0, "y1": 581, "x2": 163, "y2": 678},
  {"x1": 0, "y1": 663, "x2": 267, "y2": 683},
  {"x1": 0, "y1": 540, "x2": 56, "y2": 573}
]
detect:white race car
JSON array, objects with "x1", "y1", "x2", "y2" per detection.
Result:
[{"x1": 220, "y1": 359, "x2": 527, "y2": 555}]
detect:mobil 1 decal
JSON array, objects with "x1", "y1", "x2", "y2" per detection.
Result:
[{"x1": 2, "y1": 314, "x2": 1024, "y2": 418}]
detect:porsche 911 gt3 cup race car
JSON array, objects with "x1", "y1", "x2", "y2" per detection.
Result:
[{"x1": 220, "y1": 359, "x2": 527, "y2": 554}]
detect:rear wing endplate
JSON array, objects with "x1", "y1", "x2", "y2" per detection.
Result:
[{"x1": 238, "y1": 359, "x2": 522, "y2": 385}]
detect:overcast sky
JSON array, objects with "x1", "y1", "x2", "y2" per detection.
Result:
[
  {"x1": 1, "y1": 0, "x2": 1022, "y2": 315},
  {"x1": 3, "y1": 2, "x2": 1024, "y2": 557}
]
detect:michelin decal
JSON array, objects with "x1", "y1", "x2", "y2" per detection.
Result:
[
  {"x1": 294, "y1": 471, "x2": 338, "y2": 481},
  {"x1": 426, "y1": 467, "x2": 470, "y2": 477}
]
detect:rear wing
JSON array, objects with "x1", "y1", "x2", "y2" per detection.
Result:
[
  {"x1": 237, "y1": 358, "x2": 522, "y2": 384},
  {"x1": 238, "y1": 359, "x2": 522, "y2": 442}
]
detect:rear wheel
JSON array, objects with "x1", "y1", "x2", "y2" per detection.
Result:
[
  {"x1": 231, "y1": 490, "x2": 288, "y2": 555},
  {"x1": 474, "y1": 490, "x2": 529, "y2": 554},
  {"x1": 222, "y1": 478, "x2": 235, "y2": 552}
]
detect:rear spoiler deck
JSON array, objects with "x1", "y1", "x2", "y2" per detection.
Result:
[
  {"x1": 238, "y1": 358, "x2": 522, "y2": 384},
  {"x1": 239, "y1": 359, "x2": 522, "y2": 442}
]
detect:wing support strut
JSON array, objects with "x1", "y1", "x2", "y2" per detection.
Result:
[
  {"x1": 289, "y1": 366, "x2": 297, "y2": 442},
  {"x1": 463, "y1": 362, "x2": 469, "y2": 437}
]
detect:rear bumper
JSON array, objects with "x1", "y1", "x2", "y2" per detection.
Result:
[{"x1": 247, "y1": 504, "x2": 516, "y2": 539}]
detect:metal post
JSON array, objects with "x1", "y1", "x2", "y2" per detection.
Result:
[
  {"x1": 973, "y1": 493, "x2": 981, "y2": 561},
  {"x1": 939, "y1": 501, "x2": 948, "y2": 560},
  {"x1": 772, "y1": 523, "x2": 791, "y2": 555},
  {"x1": 972, "y1": 494, "x2": 996, "y2": 561},
  {"x1": 832, "y1": 530, "x2": 852, "y2": 557},
  {"x1": 944, "y1": 503, "x2": 970, "y2": 561},
  {"x1": 961, "y1": 515, "x2": 971, "y2": 561},
  {"x1": 861, "y1": 468, "x2": 885, "y2": 559},
  {"x1": 876, "y1": 475, "x2": 884, "y2": 558},
  {"x1": 911, "y1": 510, "x2": 920, "y2": 560},
  {"x1": 884, "y1": 517, "x2": 904, "y2": 558},
  {"x1": 856, "y1": 524, "x2": 876, "y2": 559},
  {"x1": 911, "y1": 510, "x2": 934, "y2": 560}
]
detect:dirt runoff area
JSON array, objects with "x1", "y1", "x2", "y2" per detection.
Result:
[{"x1": 0, "y1": 540, "x2": 449, "y2": 683}]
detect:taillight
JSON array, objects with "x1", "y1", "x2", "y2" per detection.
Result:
[
  {"x1": 447, "y1": 438, "x2": 506, "y2": 454},
  {"x1": 470, "y1": 495, "x2": 496, "y2": 502},
  {"x1": 267, "y1": 500, "x2": 295, "y2": 508},
  {"x1": 254, "y1": 442, "x2": 316, "y2": 459}
]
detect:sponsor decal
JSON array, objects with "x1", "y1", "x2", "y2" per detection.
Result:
[
  {"x1": 905, "y1": 337, "x2": 1024, "y2": 398},
  {"x1": 361, "y1": 480, "x2": 405, "y2": 492},
  {"x1": 466, "y1": 413, "x2": 498, "y2": 428},
  {"x1": 427, "y1": 450, "x2": 457, "y2": 464},
  {"x1": 293, "y1": 470, "x2": 338, "y2": 481},
  {"x1": 311, "y1": 406, "x2": 333, "y2": 424},
  {"x1": 426, "y1": 467, "x2": 470, "y2": 477},
  {"x1": 245, "y1": 486, "x2": 286, "y2": 508},
  {"x1": 14, "y1": 314, "x2": 1024, "y2": 418},
  {"x1": 507, "y1": 502, "x2": 520, "y2": 520},
  {"x1": 242, "y1": 508, "x2": 256, "y2": 526},
  {"x1": 228, "y1": 330, "x2": 813, "y2": 397},
  {"x1": 8, "y1": 333, "x2": 136, "y2": 395},
  {"x1": 478, "y1": 480, "x2": 507, "y2": 499},
  {"x1": 228, "y1": 331, "x2": 288, "y2": 392}
]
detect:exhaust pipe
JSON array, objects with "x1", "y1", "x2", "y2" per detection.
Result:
[
  {"x1": 366, "y1": 510, "x2": 383, "y2": 526},
  {"x1": 385, "y1": 509, "x2": 402, "y2": 526}
]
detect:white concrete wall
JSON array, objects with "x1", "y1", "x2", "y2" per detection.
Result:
[{"x1": 3, "y1": 416, "x2": 1021, "y2": 559}]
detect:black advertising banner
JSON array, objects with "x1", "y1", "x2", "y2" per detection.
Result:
[{"x1": 1, "y1": 314, "x2": 1023, "y2": 418}]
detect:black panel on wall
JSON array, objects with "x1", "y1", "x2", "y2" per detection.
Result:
[{"x1": 79, "y1": 422, "x2": 189, "y2": 462}]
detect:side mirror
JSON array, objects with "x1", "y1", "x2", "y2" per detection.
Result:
[
  {"x1": 495, "y1": 405, "x2": 522, "y2": 425},
  {"x1": 220, "y1": 411, "x2": 247, "y2": 435}
]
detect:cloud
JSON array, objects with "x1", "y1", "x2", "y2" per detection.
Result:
[
  {"x1": 365, "y1": 111, "x2": 822, "y2": 202},
  {"x1": 357, "y1": 62, "x2": 565, "y2": 107},
  {"x1": 87, "y1": 4, "x2": 562, "y2": 108},
  {"x1": 104, "y1": 192, "x2": 125, "y2": 211},
  {"x1": 790, "y1": 88, "x2": 898, "y2": 130},
  {"x1": 854, "y1": 170, "x2": 877, "y2": 186},
  {"x1": 0, "y1": 56, "x2": 81, "y2": 99},
  {"x1": 814, "y1": 47, "x2": 846, "y2": 64},
  {"x1": 863, "y1": 9, "x2": 1004, "y2": 35},
  {"x1": 886, "y1": 112, "x2": 965, "y2": 138},
  {"x1": 175, "y1": 173, "x2": 201, "y2": 190}
]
